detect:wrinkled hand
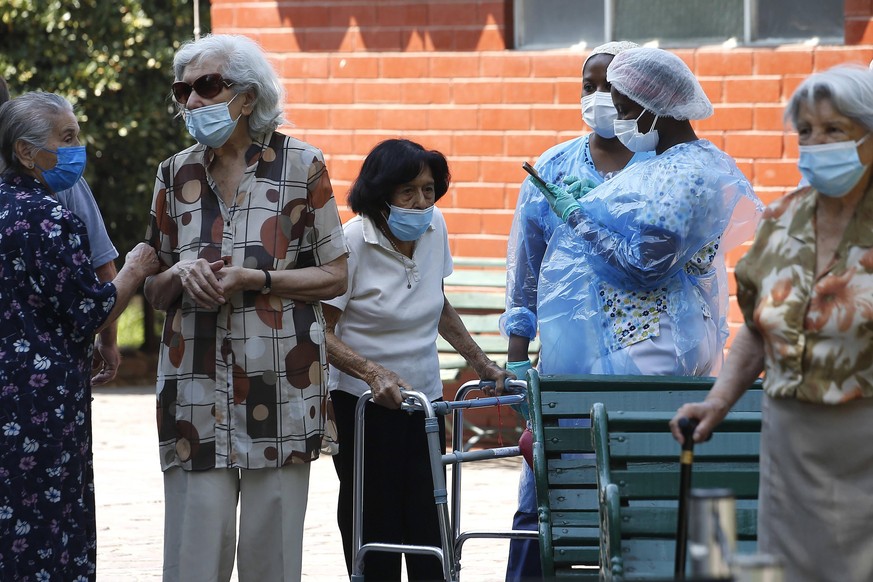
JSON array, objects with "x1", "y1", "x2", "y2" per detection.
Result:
[
  {"x1": 90, "y1": 335, "x2": 120, "y2": 386},
  {"x1": 214, "y1": 264, "x2": 248, "y2": 300},
  {"x1": 526, "y1": 176, "x2": 580, "y2": 222},
  {"x1": 475, "y1": 360, "x2": 512, "y2": 396},
  {"x1": 367, "y1": 367, "x2": 410, "y2": 409},
  {"x1": 669, "y1": 398, "x2": 730, "y2": 445},
  {"x1": 174, "y1": 258, "x2": 225, "y2": 309},
  {"x1": 562, "y1": 176, "x2": 599, "y2": 200},
  {"x1": 125, "y1": 242, "x2": 160, "y2": 279}
]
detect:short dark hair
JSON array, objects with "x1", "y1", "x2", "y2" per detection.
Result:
[
  {"x1": 348, "y1": 139, "x2": 450, "y2": 219},
  {"x1": 0, "y1": 76, "x2": 9, "y2": 106}
]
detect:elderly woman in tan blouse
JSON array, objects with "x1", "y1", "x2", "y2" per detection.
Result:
[{"x1": 672, "y1": 64, "x2": 873, "y2": 582}]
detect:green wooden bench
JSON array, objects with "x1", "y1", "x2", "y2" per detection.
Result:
[
  {"x1": 527, "y1": 372, "x2": 763, "y2": 580},
  {"x1": 439, "y1": 257, "x2": 539, "y2": 382},
  {"x1": 592, "y1": 403, "x2": 761, "y2": 581}
]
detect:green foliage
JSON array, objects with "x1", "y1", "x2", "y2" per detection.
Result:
[
  {"x1": 117, "y1": 295, "x2": 165, "y2": 348},
  {"x1": 0, "y1": 0, "x2": 210, "y2": 255}
]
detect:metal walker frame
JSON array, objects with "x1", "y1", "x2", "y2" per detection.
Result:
[{"x1": 350, "y1": 379, "x2": 537, "y2": 582}]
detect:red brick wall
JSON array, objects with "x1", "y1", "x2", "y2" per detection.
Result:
[{"x1": 213, "y1": 0, "x2": 873, "y2": 342}]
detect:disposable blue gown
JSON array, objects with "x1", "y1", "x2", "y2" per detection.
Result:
[
  {"x1": 501, "y1": 134, "x2": 652, "y2": 342},
  {"x1": 536, "y1": 140, "x2": 762, "y2": 375}
]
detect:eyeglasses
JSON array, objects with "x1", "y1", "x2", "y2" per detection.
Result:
[{"x1": 171, "y1": 73, "x2": 235, "y2": 104}]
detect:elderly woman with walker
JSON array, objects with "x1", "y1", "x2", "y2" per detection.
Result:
[{"x1": 323, "y1": 138, "x2": 512, "y2": 581}]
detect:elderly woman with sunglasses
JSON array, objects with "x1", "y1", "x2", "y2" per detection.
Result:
[
  {"x1": 0, "y1": 92, "x2": 158, "y2": 580},
  {"x1": 144, "y1": 34, "x2": 348, "y2": 582}
]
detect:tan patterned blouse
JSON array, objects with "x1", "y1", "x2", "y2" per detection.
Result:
[
  {"x1": 736, "y1": 185, "x2": 873, "y2": 403},
  {"x1": 146, "y1": 131, "x2": 348, "y2": 470}
]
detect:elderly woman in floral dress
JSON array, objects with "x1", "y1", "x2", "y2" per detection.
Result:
[{"x1": 0, "y1": 91, "x2": 157, "y2": 580}]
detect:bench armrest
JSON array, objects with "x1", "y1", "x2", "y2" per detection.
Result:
[
  {"x1": 593, "y1": 403, "x2": 625, "y2": 581},
  {"x1": 529, "y1": 370, "x2": 558, "y2": 578},
  {"x1": 602, "y1": 483, "x2": 624, "y2": 581}
]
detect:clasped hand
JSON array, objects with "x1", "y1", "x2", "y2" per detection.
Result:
[
  {"x1": 175, "y1": 259, "x2": 251, "y2": 309},
  {"x1": 526, "y1": 175, "x2": 598, "y2": 221}
]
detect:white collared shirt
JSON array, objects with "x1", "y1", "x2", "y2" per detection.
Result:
[{"x1": 325, "y1": 207, "x2": 453, "y2": 402}]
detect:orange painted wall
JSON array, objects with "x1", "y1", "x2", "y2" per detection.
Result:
[{"x1": 212, "y1": 0, "x2": 873, "y2": 342}]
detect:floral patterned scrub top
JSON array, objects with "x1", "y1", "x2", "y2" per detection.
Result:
[
  {"x1": 736, "y1": 185, "x2": 873, "y2": 403},
  {"x1": 146, "y1": 131, "x2": 348, "y2": 471},
  {"x1": 0, "y1": 173, "x2": 117, "y2": 580}
]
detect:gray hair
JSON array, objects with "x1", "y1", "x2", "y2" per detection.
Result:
[
  {"x1": 173, "y1": 34, "x2": 285, "y2": 137},
  {"x1": 0, "y1": 92, "x2": 73, "y2": 174},
  {"x1": 785, "y1": 64, "x2": 873, "y2": 133}
]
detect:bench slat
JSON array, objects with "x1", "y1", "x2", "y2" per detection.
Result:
[
  {"x1": 549, "y1": 488, "x2": 599, "y2": 511},
  {"x1": 619, "y1": 539, "x2": 758, "y2": 578},
  {"x1": 546, "y1": 459, "x2": 597, "y2": 485},
  {"x1": 613, "y1": 466, "x2": 760, "y2": 498},
  {"x1": 444, "y1": 291, "x2": 506, "y2": 310},
  {"x1": 619, "y1": 506, "x2": 758, "y2": 538},
  {"x1": 606, "y1": 410, "x2": 761, "y2": 432},
  {"x1": 538, "y1": 389, "x2": 762, "y2": 418},
  {"x1": 444, "y1": 269, "x2": 507, "y2": 287},
  {"x1": 451, "y1": 257, "x2": 507, "y2": 268},
  {"x1": 606, "y1": 432, "x2": 761, "y2": 461}
]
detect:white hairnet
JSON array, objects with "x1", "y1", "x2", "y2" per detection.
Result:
[
  {"x1": 582, "y1": 41, "x2": 639, "y2": 72},
  {"x1": 607, "y1": 47, "x2": 714, "y2": 120}
]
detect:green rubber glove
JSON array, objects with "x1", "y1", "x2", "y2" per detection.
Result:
[
  {"x1": 506, "y1": 359, "x2": 533, "y2": 420},
  {"x1": 526, "y1": 176, "x2": 581, "y2": 222},
  {"x1": 563, "y1": 176, "x2": 599, "y2": 200}
]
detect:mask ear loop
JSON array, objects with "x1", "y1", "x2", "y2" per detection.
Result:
[{"x1": 635, "y1": 109, "x2": 659, "y2": 134}]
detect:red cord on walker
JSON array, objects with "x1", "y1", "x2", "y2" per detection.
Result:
[{"x1": 495, "y1": 403, "x2": 505, "y2": 447}]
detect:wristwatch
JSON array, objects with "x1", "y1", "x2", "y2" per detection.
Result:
[{"x1": 261, "y1": 268, "x2": 272, "y2": 294}]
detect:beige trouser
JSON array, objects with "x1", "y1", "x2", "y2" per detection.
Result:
[{"x1": 162, "y1": 464, "x2": 311, "y2": 582}]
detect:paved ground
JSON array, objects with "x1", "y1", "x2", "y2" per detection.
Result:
[{"x1": 92, "y1": 386, "x2": 524, "y2": 581}]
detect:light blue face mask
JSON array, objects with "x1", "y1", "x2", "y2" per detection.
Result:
[
  {"x1": 387, "y1": 204, "x2": 434, "y2": 241},
  {"x1": 798, "y1": 134, "x2": 870, "y2": 198},
  {"x1": 184, "y1": 94, "x2": 241, "y2": 148},
  {"x1": 613, "y1": 109, "x2": 659, "y2": 153},
  {"x1": 35, "y1": 145, "x2": 87, "y2": 193}
]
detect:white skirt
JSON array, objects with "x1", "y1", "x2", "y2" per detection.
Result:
[{"x1": 758, "y1": 395, "x2": 873, "y2": 582}]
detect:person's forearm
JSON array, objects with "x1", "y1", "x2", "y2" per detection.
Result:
[
  {"x1": 508, "y1": 334, "x2": 531, "y2": 363},
  {"x1": 707, "y1": 325, "x2": 765, "y2": 409},
  {"x1": 325, "y1": 332, "x2": 382, "y2": 385},
  {"x1": 438, "y1": 298, "x2": 493, "y2": 372},
  {"x1": 94, "y1": 260, "x2": 119, "y2": 343},
  {"x1": 144, "y1": 268, "x2": 183, "y2": 312},
  {"x1": 269, "y1": 255, "x2": 348, "y2": 302},
  {"x1": 97, "y1": 263, "x2": 148, "y2": 334},
  {"x1": 323, "y1": 304, "x2": 381, "y2": 384}
]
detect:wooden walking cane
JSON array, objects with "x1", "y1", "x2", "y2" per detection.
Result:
[{"x1": 675, "y1": 417, "x2": 699, "y2": 580}]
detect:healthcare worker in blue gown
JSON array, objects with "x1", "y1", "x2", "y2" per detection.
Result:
[
  {"x1": 502, "y1": 46, "x2": 763, "y2": 581},
  {"x1": 500, "y1": 41, "x2": 649, "y2": 582}
]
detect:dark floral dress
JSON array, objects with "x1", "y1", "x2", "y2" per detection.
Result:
[{"x1": 0, "y1": 173, "x2": 116, "y2": 581}]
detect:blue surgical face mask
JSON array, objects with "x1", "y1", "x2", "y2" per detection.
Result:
[
  {"x1": 184, "y1": 94, "x2": 242, "y2": 147},
  {"x1": 387, "y1": 204, "x2": 434, "y2": 241},
  {"x1": 613, "y1": 109, "x2": 660, "y2": 152},
  {"x1": 582, "y1": 91, "x2": 618, "y2": 139},
  {"x1": 34, "y1": 145, "x2": 87, "y2": 193},
  {"x1": 798, "y1": 134, "x2": 870, "y2": 198}
]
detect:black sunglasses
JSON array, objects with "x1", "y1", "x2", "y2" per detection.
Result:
[{"x1": 172, "y1": 73, "x2": 235, "y2": 104}]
